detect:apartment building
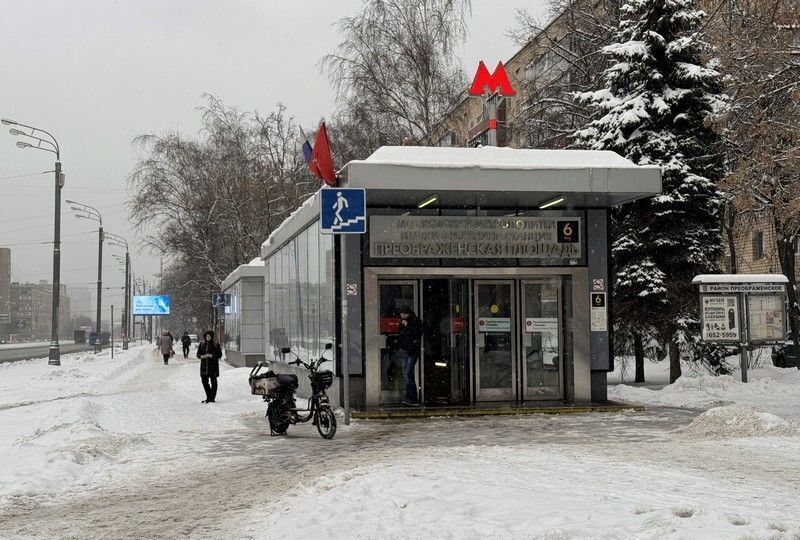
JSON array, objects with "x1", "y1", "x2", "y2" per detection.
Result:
[
  {"x1": 10, "y1": 281, "x2": 71, "y2": 341},
  {"x1": 431, "y1": 0, "x2": 799, "y2": 278}
]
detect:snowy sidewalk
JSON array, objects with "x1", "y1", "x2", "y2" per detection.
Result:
[{"x1": 1, "y1": 346, "x2": 799, "y2": 539}]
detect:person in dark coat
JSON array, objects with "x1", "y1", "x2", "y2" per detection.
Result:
[
  {"x1": 397, "y1": 305, "x2": 423, "y2": 405},
  {"x1": 197, "y1": 330, "x2": 222, "y2": 403},
  {"x1": 181, "y1": 331, "x2": 191, "y2": 358}
]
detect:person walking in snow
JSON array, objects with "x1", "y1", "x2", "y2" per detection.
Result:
[
  {"x1": 159, "y1": 331, "x2": 174, "y2": 365},
  {"x1": 197, "y1": 330, "x2": 222, "y2": 403},
  {"x1": 181, "y1": 331, "x2": 191, "y2": 358}
]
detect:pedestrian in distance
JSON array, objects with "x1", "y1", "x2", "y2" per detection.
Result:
[
  {"x1": 397, "y1": 305, "x2": 422, "y2": 406},
  {"x1": 159, "y1": 330, "x2": 174, "y2": 365},
  {"x1": 181, "y1": 331, "x2": 191, "y2": 358},
  {"x1": 197, "y1": 330, "x2": 222, "y2": 403}
]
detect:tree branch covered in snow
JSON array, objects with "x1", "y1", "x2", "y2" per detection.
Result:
[{"x1": 573, "y1": 0, "x2": 730, "y2": 381}]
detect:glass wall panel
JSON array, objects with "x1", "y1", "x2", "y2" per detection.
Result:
[
  {"x1": 308, "y1": 225, "x2": 321, "y2": 358},
  {"x1": 264, "y1": 260, "x2": 271, "y2": 359},
  {"x1": 319, "y1": 230, "x2": 335, "y2": 372},
  {"x1": 223, "y1": 282, "x2": 240, "y2": 351},
  {"x1": 288, "y1": 238, "x2": 298, "y2": 352},
  {"x1": 298, "y1": 228, "x2": 310, "y2": 358},
  {"x1": 277, "y1": 246, "x2": 288, "y2": 359},
  {"x1": 263, "y1": 220, "x2": 336, "y2": 369}
]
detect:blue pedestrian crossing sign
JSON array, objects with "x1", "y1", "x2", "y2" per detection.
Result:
[
  {"x1": 320, "y1": 188, "x2": 366, "y2": 234},
  {"x1": 211, "y1": 293, "x2": 230, "y2": 307}
]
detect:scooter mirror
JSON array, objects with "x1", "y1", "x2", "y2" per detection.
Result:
[
  {"x1": 325, "y1": 343, "x2": 333, "y2": 350},
  {"x1": 280, "y1": 346, "x2": 291, "y2": 354}
]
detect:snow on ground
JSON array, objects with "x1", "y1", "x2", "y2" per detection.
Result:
[
  {"x1": 609, "y1": 363, "x2": 800, "y2": 419},
  {"x1": 1, "y1": 344, "x2": 800, "y2": 539},
  {"x1": 237, "y1": 361, "x2": 800, "y2": 539},
  {"x1": 248, "y1": 443, "x2": 799, "y2": 540},
  {"x1": 0, "y1": 344, "x2": 268, "y2": 508}
]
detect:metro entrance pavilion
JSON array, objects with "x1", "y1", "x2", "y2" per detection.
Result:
[{"x1": 227, "y1": 146, "x2": 661, "y2": 410}]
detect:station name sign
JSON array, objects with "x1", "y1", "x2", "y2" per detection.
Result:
[
  {"x1": 698, "y1": 283, "x2": 786, "y2": 294},
  {"x1": 369, "y1": 215, "x2": 582, "y2": 260}
]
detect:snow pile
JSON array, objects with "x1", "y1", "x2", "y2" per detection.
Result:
[
  {"x1": 610, "y1": 365, "x2": 800, "y2": 420},
  {"x1": 676, "y1": 405, "x2": 797, "y2": 439},
  {"x1": 0, "y1": 347, "x2": 155, "y2": 505}
]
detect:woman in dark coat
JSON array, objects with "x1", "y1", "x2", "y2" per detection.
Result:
[{"x1": 197, "y1": 330, "x2": 222, "y2": 403}]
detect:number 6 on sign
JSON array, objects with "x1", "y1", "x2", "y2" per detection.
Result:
[{"x1": 556, "y1": 219, "x2": 579, "y2": 243}]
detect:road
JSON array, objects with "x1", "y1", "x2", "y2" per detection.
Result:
[{"x1": 0, "y1": 341, "x2": 108, "y2": 364}]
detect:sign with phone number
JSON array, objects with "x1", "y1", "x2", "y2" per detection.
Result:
[{"x1": 701, "y1": 295, "x2": 740, "y2": 342}]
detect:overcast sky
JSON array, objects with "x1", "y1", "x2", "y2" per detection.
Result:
[{"x1": 0, "y1": 0, "x2": 549, "y2": 308}]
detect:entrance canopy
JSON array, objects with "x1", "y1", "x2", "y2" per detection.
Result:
[{"x1": 339, "y1": 146, "x2": 661, "y2": 208}]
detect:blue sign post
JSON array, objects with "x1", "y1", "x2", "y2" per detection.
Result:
[
  {"x1": 320, "y1": 188, "x2": 366, "y2": 234},
  {"x1": 211, "y1": 293, "x2": 231, "y2": 307},
  {"x1": 319, "y1": 187, "x2": 366, "y2": 428}
]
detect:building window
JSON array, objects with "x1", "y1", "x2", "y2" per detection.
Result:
[
  {"x1": 752, "y1": 231, "x2": 764, "y2": 260},
  {"x1": 264, "y1": 219, "x2": 335, "y2": 368}
]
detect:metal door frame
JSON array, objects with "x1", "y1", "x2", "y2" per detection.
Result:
[
  {"x1": 473, "y1": 279, "x2": 517, "y2": 401},
  {"x1": 363, "y1": 267, "x2": 591, "y2": 407},
  {"x1": 376, "y1": 279, "x2": 419, "y2": 405},
  {"x1": 519, "y1": 278, "x2": 564, "y2": 400}
]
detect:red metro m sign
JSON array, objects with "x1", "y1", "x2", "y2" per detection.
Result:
[{"x1": 469, "y1": 61, "x2": 516, "y2": 96}]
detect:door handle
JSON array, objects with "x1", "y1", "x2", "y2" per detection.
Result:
[{"x1": 476, "y1": 333, "x2": 485, "y2": 347}]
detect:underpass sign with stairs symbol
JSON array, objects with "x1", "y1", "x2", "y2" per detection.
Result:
[{"x1": 320, "y1": 188, "x2": 367, "y2": 234}]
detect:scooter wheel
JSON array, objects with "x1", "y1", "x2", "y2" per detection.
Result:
[
  {"x1": 267, "y1": 403, "x2": 290, "y2": 435},
  {"x1": 316, "y1": 406, "x2": 337, "y2": 439}
]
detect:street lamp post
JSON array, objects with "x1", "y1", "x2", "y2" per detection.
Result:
[
  {"x1": 3, "y1": 118, "x2": 64, "y2": 365},
  {"x1": 66, "y1": 200, "x2": 103, "y2": 352},
  {"x1": 108, "y1": 233, "x2": 130, "y2": 351}
]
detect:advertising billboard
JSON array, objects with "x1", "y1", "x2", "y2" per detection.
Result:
[{"x1": 132, "y1": 295, "x2": 171, "y2": 316}]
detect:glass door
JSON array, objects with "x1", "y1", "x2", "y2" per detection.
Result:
[
  {"x1": 474, "y1": 280, "x2": 516, "y2": 401},
  {"x1": 378, "y1": 281, "x2": 418, "y2": 405},
  {"x1": 521, "y1": 280, "x2": 562, "y2": 399},
  {"x1": 421, "y1": 279, "x2": 470, "y2": 405}
]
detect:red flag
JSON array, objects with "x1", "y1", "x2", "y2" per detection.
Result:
[{"x1": 309, "y1": 122, "x2": 336, "y2": 187}]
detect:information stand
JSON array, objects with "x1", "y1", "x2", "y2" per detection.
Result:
[{"x1": 693, "y1": 274, "x2": 788, "y2": 382}]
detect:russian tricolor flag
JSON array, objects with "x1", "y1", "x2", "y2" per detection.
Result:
[
  {"x1": 300, "y1": 127, "x2": 313, "y2": 165},
  {"x1": 301, "y1": 123, "x2": 336, "y2": 187}
]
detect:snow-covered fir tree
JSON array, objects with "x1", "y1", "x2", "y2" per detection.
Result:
[{"x1": 573, "y1": 0, "x2": 728, "y2": 382}]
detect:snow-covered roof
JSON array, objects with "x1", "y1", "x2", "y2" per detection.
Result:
[
  {"x1": 221, "y1": 260, "x2": 266, "y2": 291},
  {"x1": 339, "y1": 146, "x2": 661, "y2": 208},
  {"x1": 260, "y1": 191, "x2": 320, "y2": 260},
  {"x1": 692, "y1": 274, "x2": 789, "y2": 284},
  {"x1": 351, "y1": 146, "x2": 639, "y2": 170},
  {"x1": 259, "y1": 146, "x2": 662, "y2": 259}
]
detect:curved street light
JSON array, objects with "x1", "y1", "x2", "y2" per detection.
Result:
[
  {"x1": 105, "y1": 232, "x2": 131, "y2": 350},
  {"x1": 66, "y1": 200, "x2": 104, "y2": 352},
  {"x1": 2, "y1": 118, "x2": 64, "y2": 365}
]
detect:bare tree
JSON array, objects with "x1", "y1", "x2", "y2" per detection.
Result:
[
  {"x1": 323, "y1": 0, "x2": 471, "y2": 151},
  {"x1": 715, "y1": 0, "x2": 800, "y2": 366},
  {"x1": 508, "y1": 0, "x2": 622, "y2": 148},
  {"x1": 128, "y1": 96, "x2": 316, "y2": 319}
]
